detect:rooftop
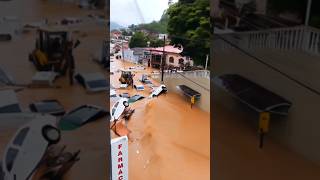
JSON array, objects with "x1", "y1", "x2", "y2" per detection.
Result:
[{"x1": 146, "y1": 45, "x2": 183, "y2": 54}]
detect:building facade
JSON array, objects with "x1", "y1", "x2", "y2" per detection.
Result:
[{"x1": 147, "y1": 45, "x2": 194, "y2": 69}]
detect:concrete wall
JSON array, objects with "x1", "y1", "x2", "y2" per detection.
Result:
[
  {"x1": 154, "y1": 72, "x2": 210, "y2": 112},
  {"x1": 123, "y1": 49, "x2": 138, "y2": 63},
  {"x1": 213, "y1": 50, "x2": 320, "y2": 165}
]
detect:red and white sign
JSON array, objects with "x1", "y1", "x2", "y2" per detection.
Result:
[{"x1": 111, "y1": 136, "x2": 128, "y2": 180}]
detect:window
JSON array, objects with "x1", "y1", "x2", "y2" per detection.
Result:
[
  {"x1": 178, "y1": 58, "x2": 184, "y2": 64},
  {"x1": 112, "y1": 102, "x2": 119, "y2": 116},
  {"x1": 87, "y1": 80, "x2": 108, "y2": 89},
  {"x1": 13, "y1": 128, "x2": 29, "y2": 146},
  {"x1": 169, "y1": 57, "x2": 174, "y2": 63},
  {"x1": 6, "y1": 147, "x2": 19, "y2": 172}
]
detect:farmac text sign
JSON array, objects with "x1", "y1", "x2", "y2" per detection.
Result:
[{"x1": 111, "y1": 136, "x2": 128, "y2": 180}]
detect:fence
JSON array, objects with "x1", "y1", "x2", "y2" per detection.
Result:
[
  {"x1": 152, "y1": 70, "x2": 210, "y2": 80},
  {"x1": 214, "y1": 26, "x2": 320, "y2": 56}
]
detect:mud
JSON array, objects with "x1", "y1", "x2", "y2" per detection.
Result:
[
  {"x1": 0, "y1": 1, "x2": 108, "y2": 179},
  {"x1": 110, "y1": 57, "x2": 210, "y2": 180}
]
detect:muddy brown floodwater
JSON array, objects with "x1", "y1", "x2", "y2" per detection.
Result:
[
  {"x1": 110, "y1": 57, "x2": 210, "y2": 180},
  {"x1": 0, "y1": 1, "x2": 109, "y2": 179}
]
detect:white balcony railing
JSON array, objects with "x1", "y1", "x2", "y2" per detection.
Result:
[
  {"x1": 214, "y1": 26, "x2": 320, "y2": 56},
  {"x1": 152, "y1": 70, "x2": 210, "y2": 80}
]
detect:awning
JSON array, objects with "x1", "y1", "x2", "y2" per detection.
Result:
[
  {"x1": 213, "y1": 74, "x2": 292, "y2": 115},
  {"x1": 176, "y1": 85, "x2": 201, "y2": 99}
]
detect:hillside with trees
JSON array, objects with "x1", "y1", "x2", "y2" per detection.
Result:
[
  {"x1": 167, "y1": 0, "x2": 211, "y2": 66},
  {"x1": 128, "y1": 0, "x2": 211, "y2": 66}
]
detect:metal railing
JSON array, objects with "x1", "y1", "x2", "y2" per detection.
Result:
[
  {"x1": 214, "y1": 26, "x2": 320, "y2": 56},
  {"x1": 152, "y1": 70, "x2": 210, "y2": 80}
]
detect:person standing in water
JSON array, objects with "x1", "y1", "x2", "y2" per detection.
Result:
[
  {"x1": 67, "y1": 41, "x2": 75, "y2": 85},
  {"x1": 61, "y1": 40, "x2": 75, "y2": 85},
  {"x1": 61, "y1": 38, "x2": 80, "y2": 85}
]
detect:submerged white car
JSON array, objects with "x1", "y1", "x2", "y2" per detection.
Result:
[
  {"x1": 149, "y1": 85, "x2": 167, "y2": 98},
  {"x1": 75, "y1": 72, "x2": 108, "y2": 92},
  {"x1": 110, "y1": 98, "x2": 129, "y2": 122},
  {"x1": 134, "y1": 84, "x2": 144, "y2": 91},
  {"x1": 110, "y1": 89, "x2": 117, "y2": 98},
  {"x1": 2, "y1": 114, "x2": 60, "y2": 180}
]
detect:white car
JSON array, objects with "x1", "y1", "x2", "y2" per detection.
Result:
[
  {"x1": 136, "y1": 65, "x2": 145, "y2": 70},
  {"x1": 134, "y1": 84, "x2": 144, "y2": 91},
  {"x1": 110, "y1": 98, "x2": 129, "y2": 122},
  {"x1": 119, "y1": 84, "x2": 128, "y2": 89},
  {"x1": 149, "y1": 85, "x2": 167, "y2": 98},
  {"x1": 2, "y1": 115, "x2": 60, "y2": 180},
  {"x1": 75, "y1": 72, "x2": 108, "y2": 93},
  {"x1": 151, "y1": 71, "x2": 160, "y2": 75},
  {"x1": 110, "y1": 89, "x2": 117, "y2": 98}
]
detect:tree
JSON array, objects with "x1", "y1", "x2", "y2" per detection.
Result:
[
  {"x1": 167, "y1": 0, "x2": 211, "y2": 66},
  {"x1": 137, "y1": 10, "x2": 169, "y2": 34},
  {"x1": 120, "y1": 28, "x2": 133, "y2": 36},
  {"x1": 129, "y1": 31, "x2": 148, "y2": 48},
  {"x1": 149, "y1": 39, "x2": 164, "y2": 47}
]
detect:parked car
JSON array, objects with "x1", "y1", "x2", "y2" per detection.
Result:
[
  {"x1": 149, "y1": 85, "x2": 167, "y2": 98},
  {"x1": 134, "y1": 84, "x2": 144, "y2": 91},
  {"x1": 2, "y1": 115, "x2": 60, "y2": 180},
  {"x1": 110, "y1": 89, "x2": 117, "y2": 98},
  {"x1": 151, "y1": 71, "x2": 160, "y2": 75},
  {"x1": 128, "y1": 95, "x2": 145, "y2": 103},
  {"x1": 0, "y1": 90, "x2": 21, "y2": 113},
  {"x1": 29, "y1": 99, "x2": 65, "y2": 116},
  {"x1": 59, "y1": 105, "x2": 108, "y2": 129},
  {"x1": 119, "y1": 84, "x2": 128, "y2": 89},
  {"x1": 139, "y1": 74, "x2": 149, "y2": 83},
  {"x1": 75, "y1": 72, "x2": 108, "y2": 93},
  {"x1": 110, "y1": 98, "x2": 129, "y2": 122},
  {"x1": 136, "y1": 65, "x2": 145, "y2": 70},
  {"x1": 119, "y1": 93, "x2": 130, "y2": 98}
]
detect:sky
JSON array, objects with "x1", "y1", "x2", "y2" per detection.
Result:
[{"x1": 110, "y1": 0, "x2": 178, "y2": 27}]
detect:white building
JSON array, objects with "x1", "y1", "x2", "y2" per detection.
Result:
[
  {"x1": 158, "y1": 34, "x2": 168, "y2": 40},
  {"x1": 147, "y1": 45, "x2": 194, "y2": 69}
]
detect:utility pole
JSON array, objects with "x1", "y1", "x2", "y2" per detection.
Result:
[
  {"x1": 161, "y1": 36, "x2": 166, "y2": 83},
  {"x1": 205, "y1": 54, "x2": 209, "y2": 70},
  {"x1": 305, "y1": 0, "x2": 312, "y2": 26},
  {"x1": 121, "y1": 37, "x2": 124, "y2": 60}
]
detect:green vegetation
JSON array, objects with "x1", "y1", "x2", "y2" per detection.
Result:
[
  {"x1": 136, "y1": 11, "x2": 169, "y2": 34},
  {"x1": 167, "y1": 0, "x2": 211, "y2": 66},
  {"x1": 129, "y1": 32, "x2": 148, "y2": 48},
  {"x1": 128, "y1": 0, "x2": 211, "y2": 65},
  {"x1": 128, "y1": 31, "x2": 164, "y2": 48},
  {"x1": 149, "y1": 38, "x2": 164, "y2": 47},
  {"x1": 138, "y1": 21, "x2": 167, "y2": 34},
  {"x1": 119, "y1": 28, "x2": 133, "y2": 36}
]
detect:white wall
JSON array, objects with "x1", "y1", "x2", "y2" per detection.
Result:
[
  {"x1": 213, "y1": 49, "x2": 320, "y2": 165},
  {"x1": 123, "y1": 49, "x2": 138, "y2": 63},
  {"x1": 165, "y1": 53, "x2": 192, "y2": 67}
]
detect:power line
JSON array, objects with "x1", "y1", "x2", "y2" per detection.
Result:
[
  {"x1": 133, "y1": 0, "x2": 145, "y2": 24},
  {"x1": 176, "y1": 72, "x2": 210, "y2": 91}
]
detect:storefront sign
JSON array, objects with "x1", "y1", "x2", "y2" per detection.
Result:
[{"x1": 111, "y1": 136, "x2": 128, "y2": 180}]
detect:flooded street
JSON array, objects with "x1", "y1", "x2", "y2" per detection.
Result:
[
  {"x1": 0, "y1": 1, "x2": 109, "y2": 179},
  {"x1": 110, "y1": 57, "x2": 210, "y2": 179}
]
